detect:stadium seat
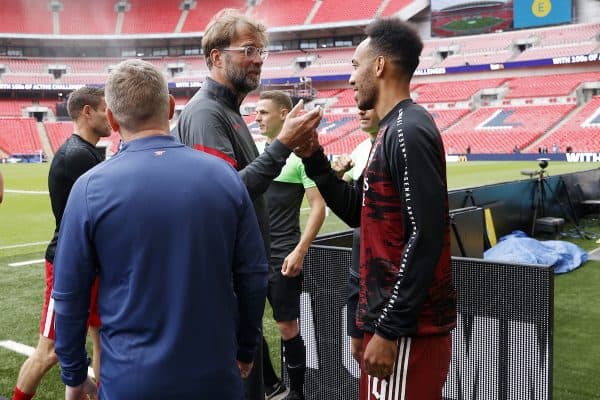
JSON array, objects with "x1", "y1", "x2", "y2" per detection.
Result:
[
  {"x1": 441, "y1": 104, "x2": 575, "y2": 153},
  {"x1": 0, "y1": 0, "x2": 52, "y2": 34},
  {"x1": 59, "y1": 0, "x2": 117, "y2": 34},
  {"x1": 182, "y1": 0, "x2": 246, "y2": 32},
  {"x1": 248, "y1": 0, "x2": 314, "y2": 27},
  {"x1": 121, "y1": 0, "x2": 181, "y2": 34},
  {"x1": 505, "y1": 72, "x2": 600, "y2": 99},
  {"x1": 535, "y1": 96, "x2": 600, "y2": 152},
  {"x1": 0, "y1": 118, "x2": 42, "y2": 154},
  {"x1": 311, "y1": 0, "x2": 380, "y2": 24},
  {"x1": 413, "y1": 79, "x2": 506, "y2": 103}
]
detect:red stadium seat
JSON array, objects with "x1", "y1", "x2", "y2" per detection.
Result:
[
  {"x1": 0, "y1": 118, "x2": 42, "y2": 155},
  {"x1": 441, "y1": 104, "x2": 576, "y2": 153},
  {"x1": 535, "y1": 97, "x2": 600, "y2": 153}
]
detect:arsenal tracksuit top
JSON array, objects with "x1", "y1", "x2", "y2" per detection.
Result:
[{"x1": 303, "y1": 99, "x2": 456, "y2": 339}]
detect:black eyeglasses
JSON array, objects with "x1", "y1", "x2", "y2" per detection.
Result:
[{"x1": 221, "y1": 46, "x2": 269, "y2": 61}]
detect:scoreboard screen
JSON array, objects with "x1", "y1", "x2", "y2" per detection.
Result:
[
  {"x1": 431, "y1": 0, "x2": 514, "y2": 37},
  {"x1": 431, "y1": 0, "x2": 573, "y2": 37},
  {"x1": 513, "y1": 0, "x2": 573, "y2": 28}
]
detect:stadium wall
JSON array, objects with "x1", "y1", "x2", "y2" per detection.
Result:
[{"x1": 447, "y1": 169, "x2": 600, "y2": 238}]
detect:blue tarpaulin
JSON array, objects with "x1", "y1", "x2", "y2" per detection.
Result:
[{"x1": 484, "y1": 231, "x2": 588, "y2": 274}]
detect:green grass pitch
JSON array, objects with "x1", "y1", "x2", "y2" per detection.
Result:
[
  {"x1": 1, "y1": 161, "x2": 599, "y2": 399},
  {"x1": 442, "y1": 16, "x2": 504, "y2": 32}
]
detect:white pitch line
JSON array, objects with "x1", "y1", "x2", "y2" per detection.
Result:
[
  {"x1": 0, "y1": 340, "x2": 95, "y2": 379},
  {"x1": 8, "y1": 259, "x2": 45, "y2": 267},
  {"x1": 0, "y1": 241, "x2": 48, "y2": 250},
  {"x1": 5, "y1": 189, "x2": 49, "y2": 195},
  {"x1": 0, "y1": 340, "x2": 34, "y2": 357}
]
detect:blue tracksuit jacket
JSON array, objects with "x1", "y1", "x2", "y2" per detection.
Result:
[{"x1": 52, "y1": 135, "x2": 268, "y2": 399}]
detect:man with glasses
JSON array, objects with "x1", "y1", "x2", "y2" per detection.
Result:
[{"x1": 174, "y1": 8, "x2": 321, "y2": 400}]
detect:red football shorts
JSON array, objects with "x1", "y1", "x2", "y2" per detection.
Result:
[
  {"x1": 40, "y1": 260, "x2": 101, "y2": 339},
  {"x1": 359, "y1": 332, "x2": 451, "y2": 400}
]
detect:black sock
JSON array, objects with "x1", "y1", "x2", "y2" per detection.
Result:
[
  {"x1": 262, "y1": 336, "x2": 280, "y2": 387},
  {"x1": 283, "y1": 334, "x2": 306, "y2": 395}
]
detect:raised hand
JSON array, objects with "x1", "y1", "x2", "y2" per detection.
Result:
[
  {"x1": 278, "y1": 101, "x2": 323, "y2": 151},
  {"x1": 292, "y1": 128, "x2": 320, "y2": 159}
]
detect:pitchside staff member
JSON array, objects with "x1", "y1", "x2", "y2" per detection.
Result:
[
  {"x1": 12, "y1": 87, "x2": 110, "y2": 400},
  {"x1": 295, "y1": 18, "x2": 456, "y2": 400},
  {"x1": 174, "y1": 9, "x2": 321, "y2": 400},
  {"x1": 53, "y1": 59, "x2": 269, "y2": 399},
  {"x1": 255, "y1": 90, "x2": 326, "y2": 400}
]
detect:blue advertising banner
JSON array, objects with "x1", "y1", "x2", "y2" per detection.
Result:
[{"x1": 514, "y1": 0, "x2": 572, "y2": 28}]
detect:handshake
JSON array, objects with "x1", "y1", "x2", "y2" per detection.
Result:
[{"x1": 277, "y1": 100, "x2": 324, "y2": 158}]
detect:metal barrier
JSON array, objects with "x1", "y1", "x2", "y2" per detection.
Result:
[{"x1": 286, "y1": 238, "x2": 553, "y2": 400}]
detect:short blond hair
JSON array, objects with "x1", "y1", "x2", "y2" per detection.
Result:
[
  {"x1": 202, "y1": 8, "x2": 267, "y2": 69},
  {"x1": 105, "y1": 59, "x2": 170, "y2": 131}
]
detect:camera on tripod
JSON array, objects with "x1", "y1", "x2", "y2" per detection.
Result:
[{"x1": 521, "y1": 158, "x2": 550, "y2": 178}]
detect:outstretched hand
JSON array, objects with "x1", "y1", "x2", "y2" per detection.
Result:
[
  {"x1": 278, "y1": 101, "x2": 323, "y2": 153},
  {"x1": 293, "y1": 128, "x2": 320, "y2": 159}
]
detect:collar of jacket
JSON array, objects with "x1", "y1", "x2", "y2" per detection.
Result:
[
  {"x1": 121, "y1": 135, "x2": 183, "y2": 152},
  {"x1": 200, "y1": 77, "x2": 240, "y2": 114}
]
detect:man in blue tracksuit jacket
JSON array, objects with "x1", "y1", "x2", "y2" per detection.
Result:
[{"x1": 52, "y1": 59, "x2": 268, "y2": 399}]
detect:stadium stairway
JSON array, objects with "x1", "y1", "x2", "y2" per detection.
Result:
[
  {"x1": 305, "y1": 1, "x2": 323, "y2": 25},
  {"x1": 376, "y1": 0, "x2": 393, "y2": 16},
  {"x1": 524, "y1": 102, "x2": 584, "y2": 153},
  {"x1": 52, "y1": 9, "x2": 60, "y2": 35},
  {"x1": 115, "y1": 9, "x2": 125, "y2": 35},
  {"x1": 441, "y1": 108, "x2": 473, "y2": 132},
  {"x1": 437, "y1": 109, "x2": 474, "y2": 153},
  {"x1": 36, "y1": 122, "x2": 54, "y2": 159},
  {"x1": 175, "y1": 8, "x2": 188, "y2": 33}
]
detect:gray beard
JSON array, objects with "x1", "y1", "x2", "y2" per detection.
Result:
[
  {"x1": 225, "y1": 64, "x2": 260, "y2": 93},
  {"x1": 234, "y1": 75, "x2": 260, "y2": 93}
]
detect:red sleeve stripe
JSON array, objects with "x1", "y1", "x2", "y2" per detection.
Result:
[{"x1": 193, "y1": 144, "x2": 238, "y2": 169}]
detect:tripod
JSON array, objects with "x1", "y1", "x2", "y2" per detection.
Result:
[
  {"x1": 530, "y1": 170, "x2": 548, "y2": 236},
  {"x1": 529, "y1": 170, "x2": 588, "y2": 238}
]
